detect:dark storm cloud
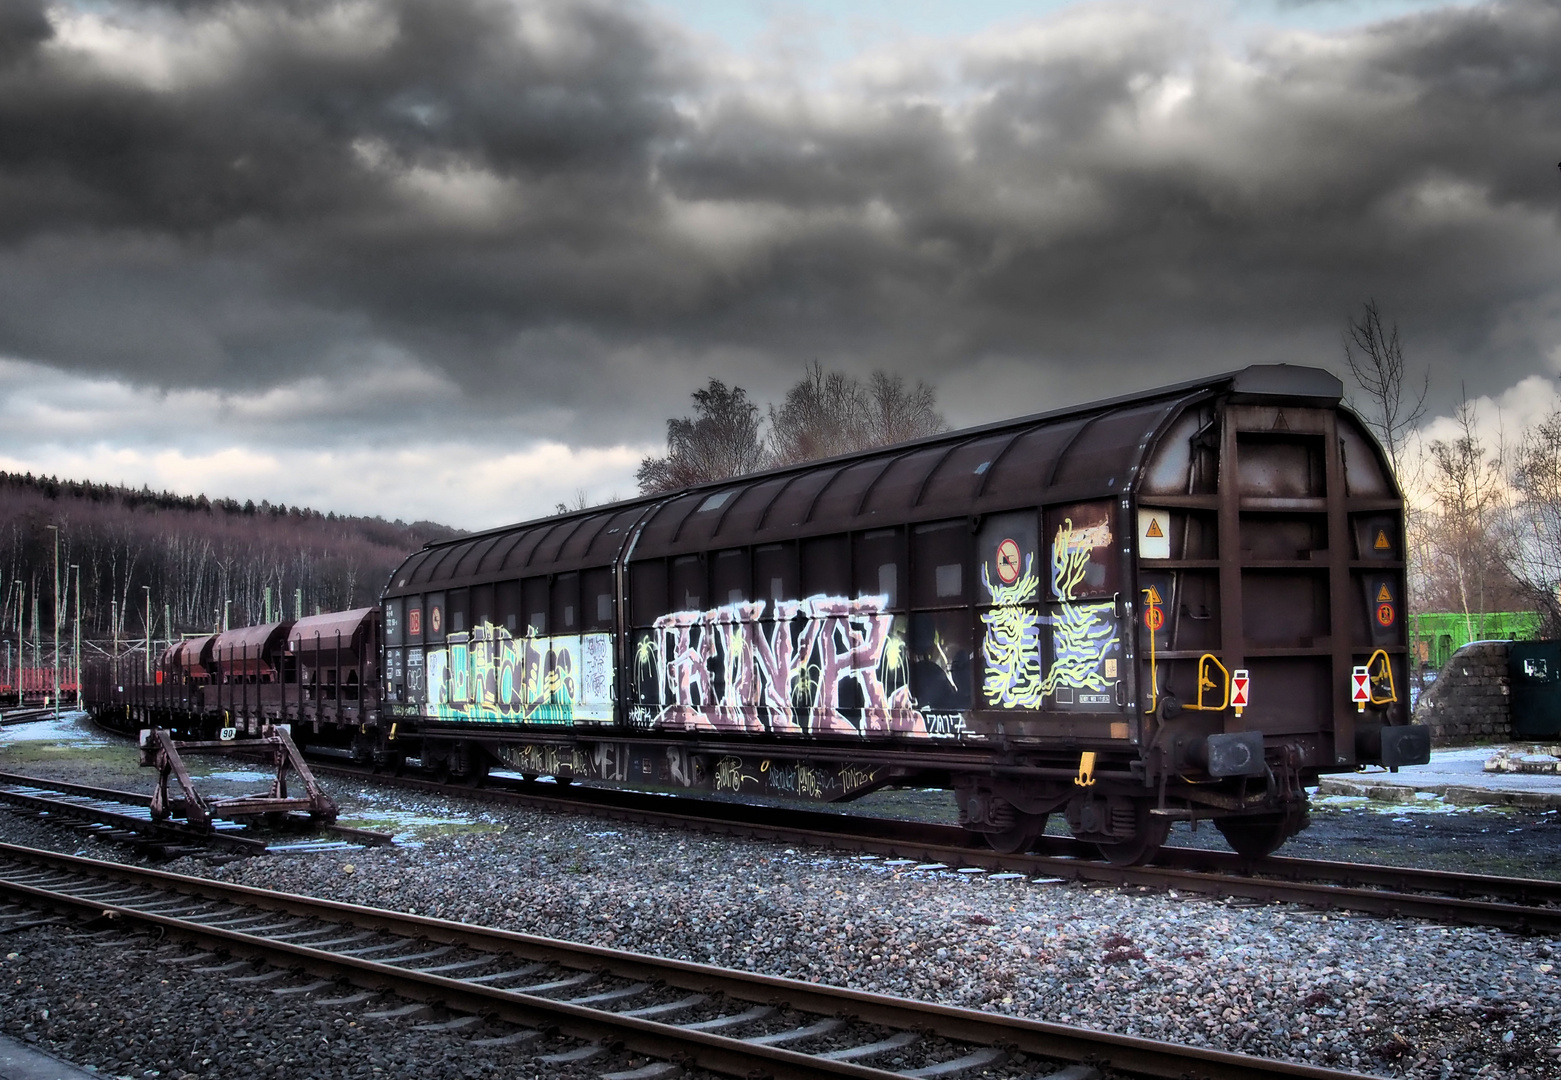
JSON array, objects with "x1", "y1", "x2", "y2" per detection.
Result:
[{"x1": 0, "y1": 0, "x2": 1557, "y2": 446}]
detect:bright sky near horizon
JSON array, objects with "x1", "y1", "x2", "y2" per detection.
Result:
[{"x1": 0, "y1": 0, "x2": 1555, "y2": 528}]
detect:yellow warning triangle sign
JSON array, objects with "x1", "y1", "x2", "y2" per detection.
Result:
[
  {"x1": 1376, "y1": 584, "x2": 1393, "y2": 602},
  {"x1": 1374, "y1": 529, "x2": 1391, "y2": 551},
  {"x1": 1145, "y1": 518, "x2": 1164, "y2": 538},
  {"x1": 1144, "y1": 586, "x2": 1163, "y2": 605}
]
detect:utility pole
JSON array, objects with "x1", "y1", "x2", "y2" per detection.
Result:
[
  {"x1": 7, "y1": 581, "x2": 18, "y2": 700},
  {"x1": 30, "y1": 589, "x2": 39, "y2": 697},
  {"x1": 47, "y1": 524, "x2": 58, "y2": 721},
  {"x1": 14, "y1": 582, "x2": 21, "y2": 702},
  {"x1": 71, "y1": 565, "x2": 80, "y2": 710},
  {"x1": 143, "y1": 585, "x2": 151, "y2": 678}
]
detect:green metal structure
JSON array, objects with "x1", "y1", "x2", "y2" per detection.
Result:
[{"x1": 1411, "y1": 610, "x2": 1542, "y2": 673}]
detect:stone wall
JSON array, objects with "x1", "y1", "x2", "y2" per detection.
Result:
[{"x1": 1411, "y1": 641, "x2": 1512, "y2": 746}]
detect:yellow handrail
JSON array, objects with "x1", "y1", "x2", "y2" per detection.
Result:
[
  {"x1": 1183, "y1": 653, "x2": 1231, "y2": 711},
  {"x1": 1366, "y1": 648, "x2": 1397, "y2": 705},
  {"x1": 1142, "y1": 587, "x2": 1160, "y2": 715}
]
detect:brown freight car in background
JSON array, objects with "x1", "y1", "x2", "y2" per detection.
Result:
[
  {"x1": 91, "y1": 364, "x2": 1429, "y2": 863},
  {"x1": 90, "y1": 609, "x2": 380, "y2": 742}
]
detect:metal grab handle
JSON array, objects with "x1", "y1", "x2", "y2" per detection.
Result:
[
  {"x1": 1142, "y1": 587, "x2": 1160, "y2": 715},
  {"x1": 1367, "y1": 648, "x2": 1397, "y2": 705},
  {"x1": 1183, "y1": 653, "x2": 1231, "y2": 711}
]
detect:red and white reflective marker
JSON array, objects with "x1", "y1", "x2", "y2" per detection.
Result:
[
  {"x1": 1231, "y1": 669, "x2": 1250, "y2": 716},
  {"x1": 1351, "y1": 665, "x2": 1371, "y2": 712}
]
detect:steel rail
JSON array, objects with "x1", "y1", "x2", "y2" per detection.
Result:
[
  {"x1": 0, "y1": 780, "x2": 267, "y2": 854},
  {"x1": 0, "y1": 842, "x2": 1377, "y2": 1080},
  {"x1": 311, "y1": 762, "x2": 1561, "y2": 932},
  {"x1": 0, "y1": 706, "x2": 56, "y2": 726},
  {"x1": 0, "y1": 772, "x2": 389, "y2": 854}
]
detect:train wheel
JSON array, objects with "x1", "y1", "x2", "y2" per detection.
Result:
[
  {"x1": 1095, "y1": 804, "x2": 1170, "y2": 867},
  {"x1": 986, "y1": 813, "x2": 1049, "y2": 854},
  {"x1": 463, "y1": 758, "x2": 491, "y2": 788},
  {"x1": 1215, "y1": 809, "x2": 1308, "y2": 859}
]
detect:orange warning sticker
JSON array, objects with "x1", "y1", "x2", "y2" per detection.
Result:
[
  {"x1": 1376, "y1": 584, "x2": 1393, "y2": 602},
  {"x1": 1374, "y1": 529, "x2": 1391, "y2": 551},
  {"x1": 1145, "y1": 517, "x2": 1164, "y2": 539},
  {"x1": 1144, "y1": 585, "x2": 1163, "y2": 605}
]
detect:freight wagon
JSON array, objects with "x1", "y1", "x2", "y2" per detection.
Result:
[{"x1": 90, "y1": 364, "x2": 1429, "y2": 863}]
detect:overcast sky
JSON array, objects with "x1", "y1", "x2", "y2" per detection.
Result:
[{"x1": 0, "y1": 0, "x2": 1556, "y2": 529}]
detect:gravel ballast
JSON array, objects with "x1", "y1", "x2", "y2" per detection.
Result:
[{"x1": 1, "y1": 716, "x2": 1559, "y2": 1079}]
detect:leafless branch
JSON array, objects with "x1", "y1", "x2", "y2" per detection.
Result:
[{"x1": 1343, "y1": 299, "x2": 1428, "y2": 479}]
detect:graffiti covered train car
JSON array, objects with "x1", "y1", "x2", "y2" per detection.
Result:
[{"x1": 90, "y1": 364, "x2": 1430, "y2": 863}]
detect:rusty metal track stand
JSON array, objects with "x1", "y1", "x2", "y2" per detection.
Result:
[{"x1": 140, "y1": 724, "x2": 338, "y2": 829}]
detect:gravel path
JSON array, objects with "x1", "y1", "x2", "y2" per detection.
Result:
[{"x1": 1, "y1": 715, "x2": 1559, "y2": 1079}]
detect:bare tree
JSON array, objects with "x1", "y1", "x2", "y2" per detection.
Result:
[
  {"x1": 1343, "y1": 299, "x2": 1428, "y2": 479},
  {"x1": 1425, "y1": 391, "x2": 1510, "y2": 642},
  {"x1": 637, "y1": 379, "x2": 768, "y2": 495},
  {"x1": 768, "y1": 363, "x2": 947, "y2": 467},
  {"x1": 768, "y1": 362, "x2": 869, "y2": 465},
  {"x1": 1503, "y1": 404, "x2": 1561, "y2": 634},
  {"x1": 864, "y1": 370, "x2": 946, "y2": 447},
  {"x1": 554, "y1": 488, "x2": 592, "y2": 515}
]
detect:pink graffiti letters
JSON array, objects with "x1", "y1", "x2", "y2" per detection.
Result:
[{"x1": 639, "y1": 594, "x2": 932, "y2": 737}]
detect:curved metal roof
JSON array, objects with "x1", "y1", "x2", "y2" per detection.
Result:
[
  {"x1": 171, "y1": 634, "x2": 217, "y2": 674},
  {"x1": 213, "y1": 621, "x2": 291, "y2": 669},
  {"x1": 381, "y1": 364, "x2": 1344, "y2": 598},
  {"x1": 289, "y1": 608, "x2": 376, "y2": 651}
]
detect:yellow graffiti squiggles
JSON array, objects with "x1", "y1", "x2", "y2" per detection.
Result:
[
  {"x1": 634, "y1": 634, "x2": 659, "y2": 686},
  {"x1": 981, "y1": 555, "x2": 1044, "y2": 708},
  {"x1": 1038, "y1": 519, "x2": 1114, "y2": 696},
  {"x1": 980, "y1": 519, "x2": 1117, "y2": 709},
  {"x1": 880, "y1": 625, "x2": 909, "y2": 690}
]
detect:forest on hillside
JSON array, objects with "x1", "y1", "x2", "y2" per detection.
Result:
[{"x1": 0, "y1": 472, "x2": 461, "y2": 659}]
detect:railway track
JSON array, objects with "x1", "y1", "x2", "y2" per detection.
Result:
[
  {"x1": 312, "y1": 761, "x2": 1561, "y2": 933},
  {"x1": 0, "y1": 771, "x2": 390, "y2": 858},
  {"x1": 0, "y1": 705, "x2": 58, "y2": 726},
  {"x1": 0, "y1": 841, "x2": 1380, "y2": 1080}
]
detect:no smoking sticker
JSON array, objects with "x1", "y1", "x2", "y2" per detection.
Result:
[{"x1": 995, "y1": 538, "x2": 1023, "y2": 584}]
